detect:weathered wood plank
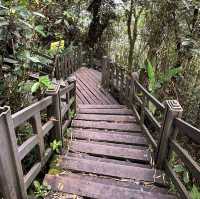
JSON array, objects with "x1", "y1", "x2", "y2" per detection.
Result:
[
  {"x1": 76, "y1": 87, "x2": 88, "y2": 104},
  {"x1": 66, "y1": 152, "x2": 150, "y2": 168},
  {"x1": 78, "y1": 68, "x2": 99, "y2": 85},
  {"x1": 78, "y1": 104, "x2": 126, "y2": 109},
  {"x1": 0, "y1": 107, "x2": 27, "y2": 198},
  {"x1": 135, "y1": 80, "x2": 165, "y2": 111},
  {"x1": 72, "y1": 120, "x2": 141, "y2": 132},
  {"x1": 77, "y1": 77, "x2": 103, "y2": 104},
  {"x1": 42, "y1": 120, "x2": 54, "y2": 136},
  {"x1": 12, "y1": 96, "x2": 53, "y2": 128},
  {"x1": 72, "y1": 129, "x2": 146, "y2": 145},
  {"x1": 75, "y1": 113, "x2": 136, "y2": 123},
  {"x1": 31, "y1": 113, "x2": 45, "y2": 165},
  {"x1": 78, "y1": 108, "x2": 133, "y2": 115},
  {"x1": 76, "y1": 83, "x2": 97, "y2": 104},
  {"x1": 165, "y1": 161, "x2": 189, "y2": 199},
  {"x1": 24, "y1": 163, "x2": 41, "y2": 190},
  {"x1": 76, "y1": 71, "x2": 108, "y2": 103},
  {"x1": 61, "y1": 104, "x2": 70, "y2": 119},
  {"x1": 60, "y1": 83, "x2": 74, "y2": 96},
  {"x1": 60, "y1": 156, "x2": 163, "y2": 183},
  {"x1": 62, "y1": 120, "x2": 70, "y2": 132},
  {"x1": 70, "y1": 141, "x2": 149, "y2": 163},
  {"x1": 18, "y1": 135, "x2": 38, "y2": 161},
  {"x1": 142, "y1": 124, "x2": 158, "y2": 149},
  {"x1": 76, "y1": 83, "x2": 95, "y2": 104},
  {"x1": 44, "y1": 174, "x2": 176, "y2": 199},
  {"x1": 77, "y1": 70, "x2": 113, "y2": 104},
  {"x1": 79, "y1": 68, "x2": 118, "y2": 104},
  {"x1": 175, "y1": 118, "x2": 200, "y2": 144},
  {"x1": 76, "y1": 86, "x2": 90, "y2": 104},
  {"x1": 170, "y1": 139, "x2": 200, "y2": 181}
]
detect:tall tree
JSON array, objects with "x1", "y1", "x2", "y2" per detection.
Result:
[
  {"x1": 86, "y1": 0, "x2": 116, "y2": 47},
  {"x1": 126, "y1": 0, "x2": 143, "y2": 72}
]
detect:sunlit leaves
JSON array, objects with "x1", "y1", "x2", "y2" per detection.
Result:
[{"x1": 31, "y1": 76, "x2": 53, "y2": 93}]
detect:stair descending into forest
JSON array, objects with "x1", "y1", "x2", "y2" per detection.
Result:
[{"x1": 44, "y1": 67, "x2": 177, "y2": 199}]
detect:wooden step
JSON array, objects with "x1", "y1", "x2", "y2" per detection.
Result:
[
  {"x1": 75, "y1": 113, "x2": 136, "y2": 123},
  {"x1": 78, "y1": 108, "x2": 133, "y2": 115},
  {"x1": 44, "y1": 174, "x2": 176, "y2": 199},
  {"x1": 66, "y1": 152, "x2": 150, "y2": 168},
  {"x1": 72, "y1": 120, "x2": 141, "y2": 132},
  {"x1": 72, "y1": 129, "x2": 147, "y2": 146},
  {"x1": 78, "y1": 104, "x2": 125, "y2": 110},
  {"x1": 60, "y1": 155, "x2": 164, "y2": 183},
  {"x1": 69, "y1": 140, "x2": 150, "y2": 163}
]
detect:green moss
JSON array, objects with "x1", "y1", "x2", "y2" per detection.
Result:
[{"x1": 48, "y1": 168, "x2": 62, "y2": 175}]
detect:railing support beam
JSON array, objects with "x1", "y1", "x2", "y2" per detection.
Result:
[
  {"x1": 129, "y1": 72, "x2": 139, "y2": 106},
  {"x1": 67, "y1": 76, "x2": 77, "y2": 114},
  {"x1": 156, "y1": 100, "x2": 183, "y2": 169},
  {"x1": 0, "y1": 107, "x2": 27, "y2": 199},
  {"x1": 101, "y1": 56, "x2": 110, "y2": 89},
  {"x1": 47, "y1": 85, "x2": 63, "y2": 145}
]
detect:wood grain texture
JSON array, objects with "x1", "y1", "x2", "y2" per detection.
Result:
[
  {"x1": 60, "y1": 156, "x2": 163, "y2": 183},
  {"x1": 72, "y1": 129, "x2": 146, "y2": 145},
  {"x1": 70, "y1": 140, "x2": 149, "y2": 163},
  {"x1": 44, "y1": 174, "x2": 176, "y2": 199},
  {"x1": 72, "y1": 120, "x2": 141, "y2": 132},
  {"x1": 75, "y1": 113, "x2": 136, "y2": 122}
]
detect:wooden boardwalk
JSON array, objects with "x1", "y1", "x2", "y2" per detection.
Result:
[
  {"x1": 75, "y1": 67, "x2": 118, "y2": 105},
  {"x1": 44, "y1": 68, "x2": 176, "y2": 199}
]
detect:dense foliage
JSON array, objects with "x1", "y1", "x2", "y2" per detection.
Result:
[
  {"x1": 0, "y1": 0, "x2": 200, "y2": 198},
  {"x1": 110, "y1": 0, "x2": 200, "y2": 128}
]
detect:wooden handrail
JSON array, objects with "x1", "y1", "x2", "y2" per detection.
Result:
[
  {"x1": 170, "y1": 139, "x2": 200, "y2": 181},
  {"x1": 101, "y1": 58, "x2": 200, "y2": 199},
  {"x1": 12, "y1": 96, "x2": 53, "y2": 128},
  {"x1": 0, "y1": 78, "x2": 76, "y2": 199},
  {"x1": 134, "y1": 80, "x2": 165, "y2": 111},
  {"x1": 175, "y1": 118, "x2": 200, "y2": 144},
  {"x1": 53, "y1": 46, "x2": 83, "y2": 80}
]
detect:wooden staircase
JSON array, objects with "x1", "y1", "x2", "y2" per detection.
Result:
[{"x1": 44, "y1": 109, "x2": 177, "y2": 198}]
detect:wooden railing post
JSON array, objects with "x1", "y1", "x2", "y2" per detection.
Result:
[
  {"x1": 156, "y1": 100, "x2": 183, "y2": 169},
  {"x1": 101, "y1": 56, "x2": 110, "y2": 89},
  {"x1": 0, "y1": 106, "x2": 27, "y2": 199},
  {"x1": 47, "y1": 85, "x2": 63, "y2": 144},
  {"x1": 129, "y1": 72, "x2": 139, "y2": 106},
  {"x1": 68, "y1": 76, "x2": 77, "y2": 113}
]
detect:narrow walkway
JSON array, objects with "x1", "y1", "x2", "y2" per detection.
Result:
[
  {"x1": 75, "y1": 67, "x2": 118, "y2": 105},
  {"x1": 44, "y1": 68, "x2": 176, "y2": 199}
]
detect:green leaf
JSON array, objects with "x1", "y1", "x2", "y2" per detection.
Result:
[
  {"x1": 183, "y1": 171, "x2": 190, "y2": 184},
  {"x1": 174, "y1": 164, "x2": 184, "y2": 173},
  {"x1": 35, "y1": 25, "x2": 46, "y2": 37},
  {"x1": 31, "y1": 82, "x2": 40, "y2": 93},
  {"x1": 39, "y1": 76, "x2": 53, "y2": 89},
  {"x1": 33, "y1": 180, "x2": 41, "y2": 190},
  {"x1": 190, "y1": 185, "x2": 200, "y2": 199}
]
